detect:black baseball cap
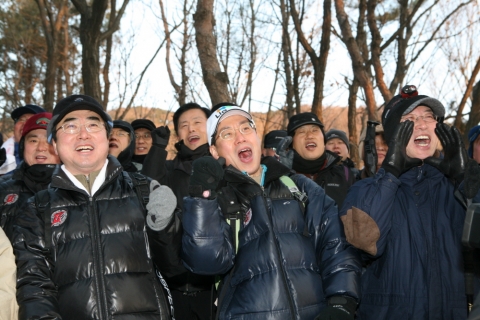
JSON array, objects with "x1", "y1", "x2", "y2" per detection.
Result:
[
  {"x1": 264, "y1": 130, "x2": 287, "y2": 149},
  {"x1": 11, "y1": 104, "x2": 46, "y2": 122},
  {"x1": 287, "y1": 112, "x2": 324, "y2": 136},
  {"x1": 47, "y1": 94, "x2": 113, "y2": 143},
  {"x1": 131, "y1": 119, "x2": 156, "y2": 132}
]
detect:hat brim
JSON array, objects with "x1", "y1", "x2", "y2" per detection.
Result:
[{"x1": 402, "y1": 97, "x2": 445, "y2": 118}]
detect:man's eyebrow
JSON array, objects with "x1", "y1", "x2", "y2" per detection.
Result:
[{"x1": 181, "y1": 116, "x2": 204, "y2": 124}]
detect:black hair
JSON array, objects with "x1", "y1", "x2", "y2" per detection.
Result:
[{"x1": 173, "y1": 102, "x2": 211, "y2": 134}]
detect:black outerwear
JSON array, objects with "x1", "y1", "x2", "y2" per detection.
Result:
[
  {"x1": 142, "y1": 141, "x2": 215, "y2": 293},
  {"x1": 294, "y1": 150, "x2": 356, "y2": 209},
  {"x1": 13, "y1": 156, "x2": 182, "y2": 319},
  {"x1": 0, "y1": 162, "x2": 56, "y2": 241}
]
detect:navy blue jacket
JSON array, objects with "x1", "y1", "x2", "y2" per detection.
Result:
[
  {"x1": 341, "y1": 165, "x2": 468, "y2": 319},
  {"x1": 182, "y1": 158, "x2": 361, "y2": 319}
]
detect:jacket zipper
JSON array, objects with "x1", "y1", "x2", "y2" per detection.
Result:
[
  {"x1": 262, "y1": 190, "x2": 297, "y2": 320},
  {"x1": 88, "y1": 196, "x2": 109, "y2": 319}
]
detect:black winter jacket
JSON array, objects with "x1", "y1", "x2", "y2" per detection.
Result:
[
  {"x1": 182, "y1": 157, "x2": 361, "y2": 319},
  {"x1": 142, "y1": 141, "x2": 214, "y2": 292},
  {"x1": 297, "y1": 151, "x2": 357, "y2": 209},
  {"x1": 13, "y1": 156, "x2": 182, "y2": 320},
  {"x1": 0, "y1": 162, "x2": 56, "y2": 241}
]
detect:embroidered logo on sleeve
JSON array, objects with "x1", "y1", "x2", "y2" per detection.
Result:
[
  {"x1": 51, "y1": 210, "x2": 67, "y2": 227},
  {"x1": 4, "y1": 194, "x2": 19, "y2": 205}
]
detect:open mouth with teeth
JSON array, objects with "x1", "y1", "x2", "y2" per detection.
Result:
[
  {"x1": 109, "y1": 142, "x2": 118, "y2": 148},
  {"x1": 305, "y1": 142, "x2": 317, "y2": 151},
  {"x1": 188, "y1": 135, "x2": 200, "y2": 144},
  {"x1": 76, "y1": 146, "x2": 93, "y2": 152},
  {"x1": 238, "y1": 147, "x2": 253, "y2": 162},
  {"x1": 414, "y1": 135, "x2": 431, "y2": 147}
]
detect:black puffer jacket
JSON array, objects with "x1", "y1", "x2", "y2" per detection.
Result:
[
  {"x1": 0, "y1": 162, "x2": 56, "y2": 241},
  {"x1": 13, "y1": 156, "x2": 182, "y2": 319}
]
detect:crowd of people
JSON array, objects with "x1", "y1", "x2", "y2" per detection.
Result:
[{"x1": 0, "y1": 86, "x2": 480, "y2": 320}]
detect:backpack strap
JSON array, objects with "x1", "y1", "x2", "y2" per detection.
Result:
[
  {"x1": 279, "y1": 175, "x2": 309, "y2": 236},
  {"x1": 125, "y1": 172, "x2": 150, "y2": 209}
]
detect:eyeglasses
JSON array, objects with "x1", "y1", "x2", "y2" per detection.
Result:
[
  {"x1": 217, "y1": 122, "x2": 255, "y2": 141},
  {"x1": 135, "y1": 133, "x2": 152, "y2": 140},
  {"x1": 58, "y1": 120, "x2": 105, "y2": 134},
  {"x1": 111, "y1": 130, "x2": 129, "y2": 138},
  {"x1": 400, "y1": 114, "x2": 437, "y2": 123}
]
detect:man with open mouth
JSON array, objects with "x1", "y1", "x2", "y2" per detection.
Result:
[
  {"x1": 285, "y1": 112, "x2": 356, "y2": 209},
  {"x1": 142, "y1": 102, "x2": 216, "y2": 320},
  {"x1": 108, "y1": 120, "x2": 139, "y2": 172},
  {"x1": 340, "y1": 85, "x2": 477, "y2": 319},
  {"x1": 181, "y1": 105, "x2": 361, "y2": 319}
]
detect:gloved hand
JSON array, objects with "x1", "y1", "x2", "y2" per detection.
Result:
[
  {"x1": 0, "y1": 148, "x2": 6, "y2": 167},
  {"x1": 151, "y1": 126, "x2": 170, "y2": 149},
  {"x1": 277, "y1": 136, "x2": 293, "y2": 169},
  {"x1": 464, "y1": 159, "x2": 480, "y2": 199},
  {"x1": 146, "y1": 180, "x2": 177, "y2": 231},
  {"x1": 381, "y1": 120, "x2": 422, "y2": 178},
  {"x1": 315, "y1": 296, "x2": 357, "y2": 320},
  {"x1": 189, "y1": 156, "x2": 225, "y2": 199},
  {"x1": 424, "y1": 123, "x2": 468, "y2": 184}
]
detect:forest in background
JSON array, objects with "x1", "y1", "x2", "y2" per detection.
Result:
[{"x1": 1, "y1": 0, "x2": 479, "y2": 165}]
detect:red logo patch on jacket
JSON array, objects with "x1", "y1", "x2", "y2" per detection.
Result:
[
  {"x1": 244, "y1": 208, "x2": 252, "y2": 226},
  {"x1": 51, "y1": 210, "x2": 67, "y2": 227},
  {"x1": 4, "y1": 194, "x2": 18, "y2": 205}
]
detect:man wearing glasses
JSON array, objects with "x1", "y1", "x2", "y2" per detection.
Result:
[
  {"x1": 131, "y1": 118, "x2": 156, "y2": 168},
  {"x1": 182, "y1": 105, "x2": 361, "y2": 319},
  {"x1": 13, "y1": 95, "x2": 182, "y2": 319},
  {"x1": 109, "y1": 120, "x2": 139, "y2": 172},
  {"x1": 341, "y1": 86, "x2": 477, "y2": 319}
]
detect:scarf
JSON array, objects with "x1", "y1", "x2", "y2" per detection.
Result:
[
  {"x1": 292, "y1": 149, "x2": 327, "y2": 174},
  {"x1": 23, "y1": 164, "x2": 56, "y2": 193},
  {"x1": 176, "y1": 141, "x2": 210, "y2": 161}
]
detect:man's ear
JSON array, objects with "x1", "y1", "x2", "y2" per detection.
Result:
[
  {"x1": 210, "y1": 145, "x2": 219, "y2": 159},
  {"x1": 52, "y1": 140, "x2": 59, "y2": 155}
]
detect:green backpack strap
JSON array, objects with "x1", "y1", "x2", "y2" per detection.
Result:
[{"x1": 279, "y1": 175, "x2": 309, "y2": 236}]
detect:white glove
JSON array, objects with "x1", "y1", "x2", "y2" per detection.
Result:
[{"x1": 146, "y1": 180, "x2": 177, "y2": 231}]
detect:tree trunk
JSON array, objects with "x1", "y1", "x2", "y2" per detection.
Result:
[
  {"x1": 193, "y1": 0, "x2": 231, "y2": 106},
  {"x1": 348, "y1": 77, "x2": 360, "y2": 167},
  {"x1": 334, "y1": 0, "x2": 378, "y2": 121}
]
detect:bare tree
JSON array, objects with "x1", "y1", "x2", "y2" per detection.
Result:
[
  {"x1": 70, "y1": 0, "x2": 129, "y2": 106},
  {"x1": 194, "y1": 0, "x2": 231, "y2": 105}
]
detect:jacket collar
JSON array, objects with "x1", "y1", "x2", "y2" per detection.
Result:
[{"x1": 223, "y1": 156, "x2": 292, "y2": 186}]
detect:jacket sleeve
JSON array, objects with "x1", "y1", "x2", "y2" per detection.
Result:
[
  {"x1": 12, "y1": 197, "x2": 61, "y2": 320},
  {"x1": 141, "y1": 145, "x2": 168, "y2": 184},
  {"x1": 340, "y1": 168, "x2": 402, "y2": 258},
  {"x1": 147, "y1": 209, "x2": 187, "y2": 279},
  {"x1": 294, "y1": 174, "x2": 361, "y2": 301},
  {"x1": 181, "y1": 196, "x2": 235, "y2": 275},
  {"x1": 0, "y1": 227, "x2": 18, "y2": 320}
]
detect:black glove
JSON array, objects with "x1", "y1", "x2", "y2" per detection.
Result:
[
  {"x1": 464, "y1": 159, "x2": 480, "y2": 199},
  {"x1": 381, "y1": 120, "x2": 422, "y2": 178},
  {"x1": 277, "y1": 136, "x2": 293, "y2": 169},
  {"x1": 189, "y1": 156, "x2": 225, "y2": 199},
  {"x1": 315, "y1": 296, "x2": 357, "y2": 320},
  {"x1": 151, "y1": 126, "x2": 170, "y2": 149},
  {"x1": 0, "y1": 148, "x2": 6, "y2": 167},
  {"x1": 424, "y1": 123, "x2": 468, "y2": 184}
]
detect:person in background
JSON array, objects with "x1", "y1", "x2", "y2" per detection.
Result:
[
  {"x1": 0, "y1": 227, "x2": 17, "y2": 320},
  {"x1": 262, "y1": 129, "x2": 287, "y2": 157},
  {"x1": 109, "y1": 120, "x2": 139, "y2": 172},
  {"x1": 325, "y1": 129, "x2": 360, "y2": 181},
  {"x1": 0, "y1": 104, "x2": 46, "y2": 175},
  {"x1": 13, "y1": 95, "x2": 183, "y2": 319},
  {"x1": 142, "y1": 102, "x2": 215, "y2": 319},
  {"x1": 131, "y1": 118, "x2": 156, "y2": 168},
  {"x1": 182, "y1": 105, "x2": 361, "y2": 319},
  {"x1": 468, "y1": 124, "x2": 480, "y2": 164},
  {"x1": 341, "y1": 86, "x2": 477, "y2": 319},
  {"x1": 358, "y1": 124, "x2": 388, "y2": 177},
  {"x1": 0, "y1": 112, "x2": 60, "y2": 241},
  {"x1": 285, "y1": 112, "x2": 356, "y2": 209}
]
